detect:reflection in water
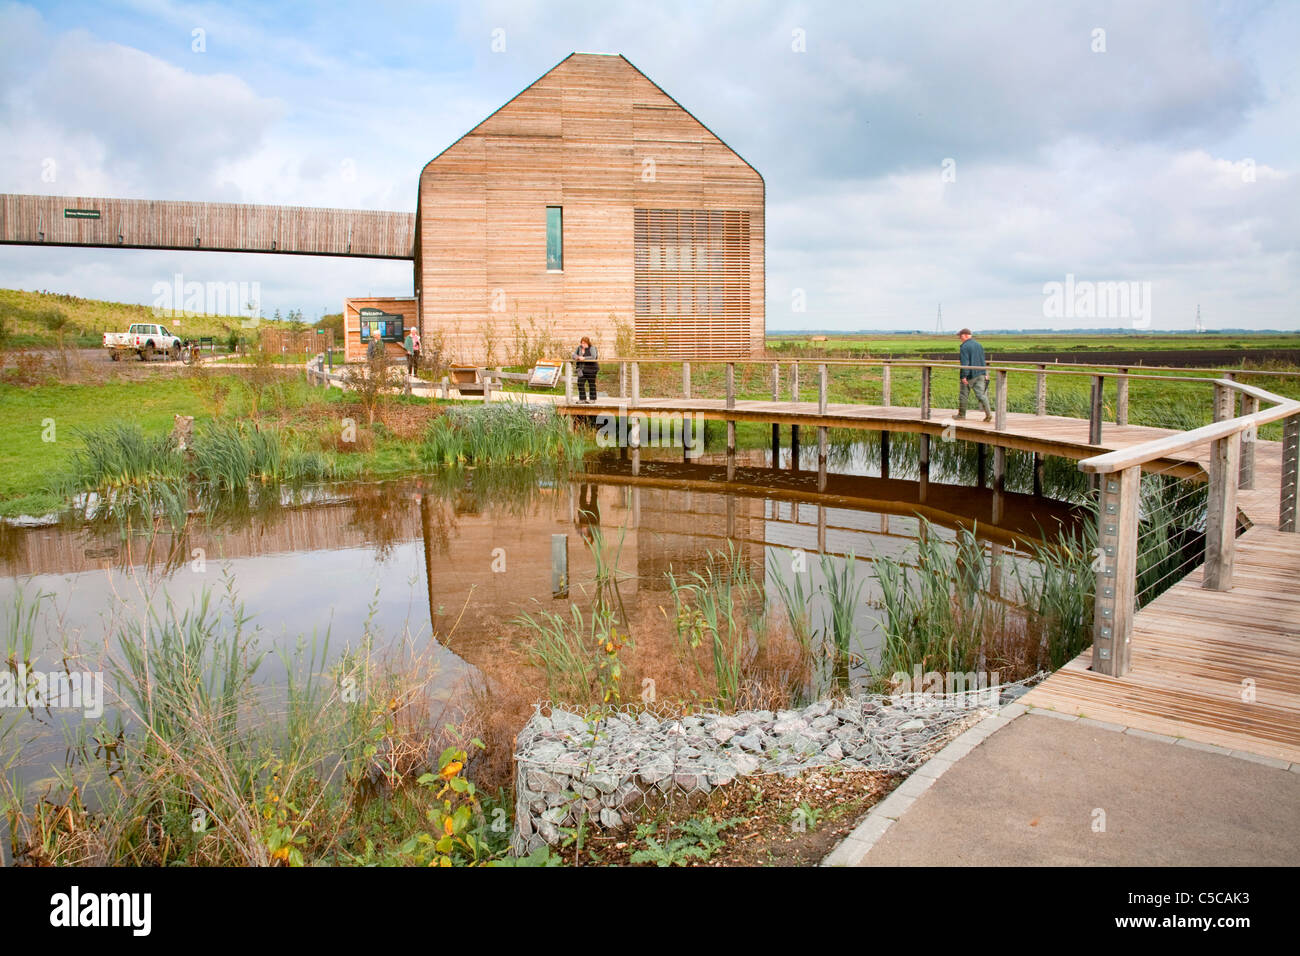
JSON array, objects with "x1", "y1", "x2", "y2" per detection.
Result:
[{"x1": 2, "y1": 439, "x2": 1085, "y2": 792}]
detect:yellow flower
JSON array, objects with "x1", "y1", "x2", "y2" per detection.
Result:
[
  {"x1": 443, "y1": 817, "x2": 455, "y2": 836},
  {"x1": 440, "y1": 760, "x2": 463, "y2": 779},
  {"x1": 272, "y1": 846, "x2": 291, "y2": 863},
  {"x1": 604, "y1": 641, "x2": 614, "y2": 653}
]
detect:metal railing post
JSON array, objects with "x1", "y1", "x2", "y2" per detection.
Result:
[{"x1": 1281, "y1": 414, "x2": 1299, "y2": 532}]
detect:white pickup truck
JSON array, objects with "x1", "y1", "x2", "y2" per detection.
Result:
[{"x1": 103, "y1": 322, "x2": 183, "y2": 361}]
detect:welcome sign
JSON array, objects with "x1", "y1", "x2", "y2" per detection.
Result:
[{"x1": 358, "y1": 307, "x2": 404, "y2": 342}]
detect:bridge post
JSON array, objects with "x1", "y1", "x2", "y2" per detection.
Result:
[
  {"x1": 1203, "y1": 430, "x2": 1241, "y2": 590},
  {"x1": 1239, "y1": 394, "x2": 1258, "y2": 490},
  {"x1": 619, "y1": 362, "x2": 627, "y2": 399},
  {"x1": 817, "y1": 427, "x2": 828, "y2": 492},
  {"x1": 771, "y1": 363, "x2": 780, "y2": 466},
  {"x1": 1116, "y1": 370, "x2": 1129, "y2": 426},
  {"x1": 791, "y1": 362, "x2": 800, "y2": 402},
  {"x1": 1281, "y1": 414, "x2": 1299, "y2": 532},
  {"x1": 1092, "y1": 465, "x2": 1141, "y2": 677},
  {"x1": 630, "y1": 413, "x2": 641, "y2": 477},
  {"x1": 441, "y1": 376, "x2": 449, "y2": 400},
  {"x1": 1089, "y1": 375, "x2": 1105, "y2": 444},
  {"x1": 1036, "y1": 365, "x2": 1047, "y2": 416},
  {"x1": 564, "y1": 362, "x2": 574, "y2": 404},
  {"x1": 1032, "y1": 454, "x2": 1044, "y2": 496},
  {"x1": 976, "y1": 444, "x2": 987, "y2": 488},
  {"x1": 726, "y1": 363, "x2": 736, "y2": 481},
  {"x1": 880, "y1": 431, "x2": 890, "y2": 479},
  {"x1": 682, "y1": 361, "x2": 691, "y2": 399},
  {"x1": 881, "y1": 362, "x2": 891, "y2": 407},
  {"x1": 630, "y1": 362, "x2": 640, "y2": 409},
  {"x1": 918, "y1": 434, "x2": 930, "y2": 501},
  {"x1": 920, "y1": 365, "x2": 931, "y2": 420},
  {"x1": 993, "y1": 447, "x2": 1006, "y2": 523},
  {"x1": 817, "y1": 364, "x2": 828, "y2": 415},
  {"x1": 790, "y1": 363, "x2": 801, "y2": 470},
  {"x1": 994, "y1": 369, "x2": 1007, "y2": 430}
]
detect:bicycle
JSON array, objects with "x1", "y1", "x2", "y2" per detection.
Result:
[{"x1": 179, "y1": 340, "x2": 203, "y2": 366}]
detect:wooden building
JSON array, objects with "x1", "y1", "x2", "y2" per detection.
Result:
[
  {"x1": 409, "y1": 52, "x2": 765, "y2": 365},
  {"x1": 343, "y1": 296, "x2": 419, "y2": 362}
]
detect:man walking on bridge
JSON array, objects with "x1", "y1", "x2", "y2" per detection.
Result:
[{"x1": 957, "y1": 328, "x2": 993, "y2": 422}]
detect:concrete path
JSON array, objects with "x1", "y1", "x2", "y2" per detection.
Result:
[{"x1": 828, "y1": 709, "x2": 1300, "y2": 866}]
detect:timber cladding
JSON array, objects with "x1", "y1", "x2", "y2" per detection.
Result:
[
  {"x1": 415, "y1": 53, "x2": 764, "y2": 365},
  {"x1": 344, "y1": 296, "x2": 419, "y2": 363},
  {"x1": 0, "y1": 194, "x2": 414, "y2": 259}
]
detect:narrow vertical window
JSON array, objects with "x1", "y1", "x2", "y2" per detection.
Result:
[{"x1": 546, "y1": 206, "x2": 563, "y2": 270}]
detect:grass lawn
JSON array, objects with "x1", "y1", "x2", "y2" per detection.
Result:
[{"x1": 0, "y1": 379, "x2": 214, "y2": 515}]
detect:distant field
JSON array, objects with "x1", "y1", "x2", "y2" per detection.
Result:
[{"x1": 766, "y1": 331, "x2": 1300, "y2": 361}]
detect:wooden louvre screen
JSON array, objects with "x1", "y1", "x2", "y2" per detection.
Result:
[{"x1": 634, "y1": 208, "x2": 750, "y2": 358}]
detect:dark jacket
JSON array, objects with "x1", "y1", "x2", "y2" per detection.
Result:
[
  {"x1": 573, "y1": 343, "x2": 599, "y2": 374},
  {"x1": 959, "y1": 338, "x2": 986, "y2": 379}
]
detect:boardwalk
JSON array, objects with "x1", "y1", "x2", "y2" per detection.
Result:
[{"x1": 557, "y1": 391, "x2": 1300, "y2": 763}]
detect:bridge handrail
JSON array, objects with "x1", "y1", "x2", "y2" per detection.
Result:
[
  {"x1": 1079, "y1": 379, "x2": 1300, "y2": 474},
  {"x1": 592, "y1": 354, "x2": 1300, "y2": 380}
]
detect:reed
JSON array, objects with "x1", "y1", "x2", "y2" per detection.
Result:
[
  {"x1": 870, "y1": 520, "x2": 1000, "y2": 683},
  {"x1": 422, "y1": 403, "x2": 585, "y2": 466}
]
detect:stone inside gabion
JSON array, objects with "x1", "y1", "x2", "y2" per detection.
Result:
[{"x1": 509, "y1": 681, "x2": 1036, "y2": 855}]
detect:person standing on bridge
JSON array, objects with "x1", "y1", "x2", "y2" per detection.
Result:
[
  {"x1": 957, "y1": 328, "x2": 993, "y2": 422},
  {"x1": 573, "y1": 337, "x2": 599, "y2": 403}
]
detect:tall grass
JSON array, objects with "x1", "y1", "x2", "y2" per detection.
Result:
[
  {"x1": 871, "y1": 521, "x2": 1007, "y2": 684},
  {"x1": 1011, "y1": 521, "x2": 1097, "y2": 670},
  {"x1": 49, "y1": 421, "x2": 332, "y2": 525},
  {"x1": 666, "y1": 546, "x2": 764, "y2": 707},
  {"x1": 422, "y1": 403, "x2": 585, "y2": 466},
  {"x1": 2, "y1": 580, "x2": 498, "y2": 867}
]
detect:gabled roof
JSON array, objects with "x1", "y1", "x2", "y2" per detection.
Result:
[{"x1": 416, "y1": 51, "x2": 762, "y2": 185}]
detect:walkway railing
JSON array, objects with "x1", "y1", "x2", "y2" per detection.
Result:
[
  {"x1": 1077, "y1": 378, "x2": 1300, "y2": 676},
  {"x1": 561, "y1": 358, "x2": 1300, "y2": 679}
]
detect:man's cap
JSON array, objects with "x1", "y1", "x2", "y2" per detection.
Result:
[{"x1": 958, "y1": 328, "x2": 972, "y2": 336}]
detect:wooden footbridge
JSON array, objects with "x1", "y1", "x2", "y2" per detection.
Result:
[{"x1": 555, "y1": 357, "x2": 1300, "y2": 762}]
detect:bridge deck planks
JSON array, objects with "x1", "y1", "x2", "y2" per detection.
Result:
[{"x1": 560, "y1": 395, "x2": 1300, "y2": 763}]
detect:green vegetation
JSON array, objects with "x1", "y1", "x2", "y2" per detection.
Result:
[
  {"x1": 423, "y1": 403, "x2": 587, "y2": 466},
  {"x1": 0, "y1": 288, "x2": 243, "y2": 348},
  {"x1": 0, "y1": 584, "x2": 513, "y2": 866},
  {"x1": 764, "y1": 330, "x2": 1300, "y2": 359}
]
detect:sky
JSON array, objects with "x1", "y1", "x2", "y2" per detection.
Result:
[{"x1": 0, "y1": 0, "x2": 1296, "y2": 332}]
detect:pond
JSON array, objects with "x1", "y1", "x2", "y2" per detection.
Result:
[{"x1": 0, "y1": 433, "x2": 1087, "y2": 808}]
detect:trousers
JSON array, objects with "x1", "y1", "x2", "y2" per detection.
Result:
[{"x1": 959, "y1": 374, "x2": 991, "y2": 414}]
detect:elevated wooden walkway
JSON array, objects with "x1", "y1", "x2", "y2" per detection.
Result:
[{"x1": 560, "y1": 387, "x2": 1300, "y2": 764}]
